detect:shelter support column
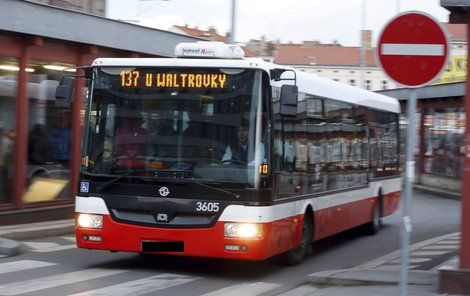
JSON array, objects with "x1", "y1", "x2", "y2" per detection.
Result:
[
  {"x1": 70, "y1": 53, "x2": 85, "y2": 199},
  {"x1": 439, "y1": 17, "x2": 470, "y2": 295},
  {"x1": 12, "y1": 41, "x2": 29, "y2": 207}
]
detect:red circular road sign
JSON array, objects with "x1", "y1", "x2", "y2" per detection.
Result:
[{"x1": 377, "y1": 11, "x2": 449, "y2": 88}]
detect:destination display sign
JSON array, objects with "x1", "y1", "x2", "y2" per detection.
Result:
[{"x1": 119, "y1": 70, "x2": 227, "y2": 89}]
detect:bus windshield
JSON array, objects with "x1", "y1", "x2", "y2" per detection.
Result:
[{"x1": 82, "y1": 67, "x2": 270, "y2": 188}]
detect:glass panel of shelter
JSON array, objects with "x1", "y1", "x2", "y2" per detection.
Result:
[
  {"x1": 0, "y1": 56, "x2": 18, "y2": 205},
  {"x1": 423, "y1": 107, "x2": 465, "y2": 179},
  {"x1": 24, "y1": 60, "x2": 75, "y2": 203}
]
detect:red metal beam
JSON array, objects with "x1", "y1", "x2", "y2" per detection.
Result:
[
  {"x1": 70, "y1": 52, "x2": 86, "y2": 199},
  {"x1": 12, "y1": 40, "x2": 28, "y2": 207},
  {"x1": 461, "y1": 20, "x2": 470, "y2": 269}
]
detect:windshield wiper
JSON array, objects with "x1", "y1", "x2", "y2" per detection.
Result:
[
  {"x1": 171, "y1": 179, "x2": 240, "y2": 199},
  {"x1": 95, "y1": 171, "x2": 134, "y2": 193}
]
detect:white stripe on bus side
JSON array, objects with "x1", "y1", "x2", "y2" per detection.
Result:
[{"x1": 219, "y1": 178, "x2": 401, "y2": 223}]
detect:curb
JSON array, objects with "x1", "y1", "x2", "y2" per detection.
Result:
[
  {"x1": 0, "y1": 238, "x2": 25, "y2": 256},
  {"x1": 413, "y1": 184, "x2": 460, "y2": 200},
  {"x1": 0, "y1": 220, "x2": 74, "y2": 241},
  {"x1": 305, "y1": 268, "x2": 437, "y2": 287}
]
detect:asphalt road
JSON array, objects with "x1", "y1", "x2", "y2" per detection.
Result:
[{"x1": 0, "y1": 191, "x2": 461, "y2": 296}]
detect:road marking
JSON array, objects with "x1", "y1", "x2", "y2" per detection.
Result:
[
  {"x1": 357, "y1": 232, "x2": 460, "y2": 268},
  {"x1": 381, "y1": 44, "x2": 445, "y2": 56},
  {"x1": 61, "y1": 236, "x2": 76, "y2": 243},
  {"x1": 22, "y1": 242, "x2": 59, "y2": 250},
  {"x1": 0, "y1": 260, "x2": 57, "y2": 274},
  {"x1": 422, "y1": 245, "x2": 459, "y2": 250},
  {"x1": 22, "y1": 241, "x2": 76, "y2": 253},
  {"x1": 0, "y1": 268, "x2": 127, "y2": 295},
  {"x1": 436, "y1": 240, "x2": 460, "y2": 245},
  {"x1": 200, "y1": 282, "x2": 281, "y2": 296},
  {"x1": 68, "y1": 273, "x2": 199, "y2": 296},
  {"x1": 276, "y1": 285, "x2": 319, "y2": 296},
  {"x1": 32, "y1": 245, "x2": 77, "y2": 253},
  {"x1": 410, "y1": 251, "x2": 449, "y2": 256}
]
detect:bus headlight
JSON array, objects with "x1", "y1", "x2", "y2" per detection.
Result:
[
  {"x1": 224, "y1": 223, "x2": 262, "y2": 238},
  {"x1": 77, "y1": 213, "x2": 103, "y2": 229}
]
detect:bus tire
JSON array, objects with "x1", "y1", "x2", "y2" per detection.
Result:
[
  {"x1": 364, "y1": 197, "x2": 382, "y2": 235},
  {"x1": 279, "y1": 212, "x2": 313, "y2": 266}
]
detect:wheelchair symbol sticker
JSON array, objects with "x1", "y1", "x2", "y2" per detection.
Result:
[{"x1": 80, "y1": 182, "x2": 89, "y2": 193}]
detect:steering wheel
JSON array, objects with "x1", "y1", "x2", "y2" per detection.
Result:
[{"x1": 221, "y1": 159, "x2": 247, "y2": 165}]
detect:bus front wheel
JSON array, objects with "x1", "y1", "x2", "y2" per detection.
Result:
[{"x1": 279, "y1": 212, "x2": 313, "y2": 266}]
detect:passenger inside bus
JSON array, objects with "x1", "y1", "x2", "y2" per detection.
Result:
[
  {"x1": 112, "y1": 109, "x2": 148, "y2": 168},
  {"x1": 148, "y1": 115, "x2": 176, "y2": 158}
]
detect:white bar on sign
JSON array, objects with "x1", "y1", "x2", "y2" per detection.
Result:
[{"x1": 382, "y1": 43, "x2": 444, "y2": 56}]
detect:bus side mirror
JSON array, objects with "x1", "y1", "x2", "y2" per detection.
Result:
[
  {"x1": 55, "y1": 76, "x2": 75, "y2": 108},
  {"x1": 279, "y1": 85, "x2": 298, "y2": 117}
]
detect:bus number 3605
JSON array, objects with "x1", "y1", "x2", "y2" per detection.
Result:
[{"x1": 195, "y1": 202, "x2": 220, "y2": 212}]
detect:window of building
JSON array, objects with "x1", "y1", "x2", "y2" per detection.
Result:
[
  {"x1": 24, "y1": 60, "x2": 75, "y2": 203},
  {"x1": 306, "y1": 95, "x2": 323, "y2": 117},
  {"x1": 317, "y1": 70, "x2": 322, "y2": 72},
  {"x1": 365, "y1": 80, "x2": 371, "y2": 90},
  {"x1": 0, "y1": 56, "x2": 18, "y2": 205},
  {"x1": 381, "y1": 80, "x2": 388, "y2": 90},
  {"x1": 349, "y1": 79, "x2": 356, "y2": 87},
  {"x1": 350, "y1": 71, "x2": 355, "y2": 73}
]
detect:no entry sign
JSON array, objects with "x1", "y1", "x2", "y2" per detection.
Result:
[{"x1": 377, "y1": 11, "x2": 449, "y2": 88}]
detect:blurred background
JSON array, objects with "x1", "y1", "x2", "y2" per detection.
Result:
[{"x1": 0, "y1": 0, "x2": 465, "y2": 225}]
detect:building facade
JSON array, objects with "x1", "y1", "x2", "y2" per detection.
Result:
[
  {"x1": 28, "y1": 0, "x2": 106, "y2": 16},
  {"x1": 244, "y1": 24, "x2": 466, "y2": 91},
  {"x1": 0, "y1": 0, "x2": 199, "y2": 224},
  {"x1": 169, "y1": 25, "x2": 229, "y2": 43},
  {"x1": 273, "y1": 42, "x2": 399, "y2": 91}
]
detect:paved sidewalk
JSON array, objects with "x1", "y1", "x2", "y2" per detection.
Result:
[
  {"x1": 0, "y1": 219, "x2": 74, "y2": 240},
  {"x1": 292, "y1": 233, "x2": 462, "y2": 295},
  {"x1": 299, "y1": 268, "x2": 441, "y2": 295},
  {"x1": 0, "y1": 219, "x2": 74, "y2": 256}
]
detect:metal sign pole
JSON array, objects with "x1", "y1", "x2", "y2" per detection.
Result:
[{"x1": 399, "y1": 88, "x2": 417, "y2": 296}]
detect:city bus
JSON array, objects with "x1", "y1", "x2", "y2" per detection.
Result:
[{"x1": 58, "y1": 41, "x2": 401, "y2": 265}]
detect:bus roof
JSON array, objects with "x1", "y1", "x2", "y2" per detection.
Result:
[
  {"x1": 295, "y1": 71, "x2": 400, "y2": 113},
  {"x1": 91, "y1": 57, "x2": 400, "y2": 114}
]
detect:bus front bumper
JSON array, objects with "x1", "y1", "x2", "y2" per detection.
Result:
[{"x1": 75, "y1": 214, "x2": 276, "y2": 260}]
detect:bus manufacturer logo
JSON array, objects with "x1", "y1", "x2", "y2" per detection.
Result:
[
  {"x1": 156, "y1": 213, "x2": 168, "y2": 222},
  {"x1": 158, "y1": 187, "x2": 170, "y2": 197}
]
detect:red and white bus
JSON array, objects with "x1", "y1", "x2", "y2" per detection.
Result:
[{"x1": 62, "y1": 42, "x2": 401, "y2": 265}]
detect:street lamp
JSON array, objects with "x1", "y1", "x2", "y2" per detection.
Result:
[{"x1": 230, "y1": 0, "x2": 236, "y2": 44}]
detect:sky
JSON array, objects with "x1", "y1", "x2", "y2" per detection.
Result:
[{"x1": 107, "y1": 0, "x2": 450, "y2": 47}]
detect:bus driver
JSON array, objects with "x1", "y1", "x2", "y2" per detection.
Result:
[{"x1": 221, "y1": 120, "x2": 265, "y2": 166}]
